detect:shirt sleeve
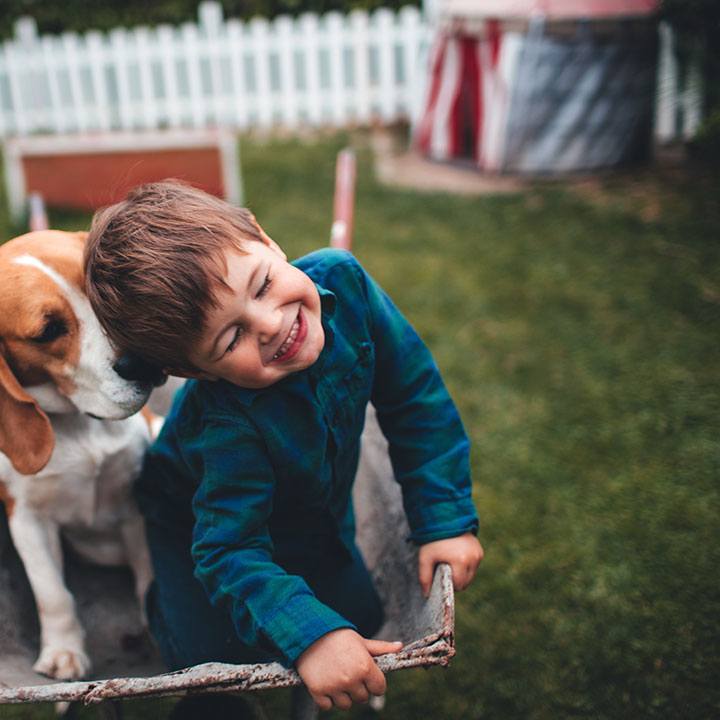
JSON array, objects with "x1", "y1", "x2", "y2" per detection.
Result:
[
  {"x1": 353, "y1": 261, "x2": 479, "y2": 544},
  {"x1": 189, "y1": 415, "x2": 355, "y2": 665}
]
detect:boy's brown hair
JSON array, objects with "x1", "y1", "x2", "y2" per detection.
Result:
[{"x1": 84, "y1": 180, "x2": 263, "y2": 373}]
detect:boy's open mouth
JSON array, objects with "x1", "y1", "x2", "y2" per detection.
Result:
[{"x1": 270, "y1": 308, "x2": 306, "y2": 363}]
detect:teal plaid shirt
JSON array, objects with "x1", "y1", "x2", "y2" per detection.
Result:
[{"x1": 136, "y1": 248, "x2": 478, "y2": 664}]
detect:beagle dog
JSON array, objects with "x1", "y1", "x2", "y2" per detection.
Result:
[{"x1": 0, "y1": 230, "x2": 161, "y2": 681}]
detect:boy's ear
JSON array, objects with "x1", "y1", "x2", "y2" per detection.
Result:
[{"x1": 249, "y1": 213, "x2": 286, "y2": 260}]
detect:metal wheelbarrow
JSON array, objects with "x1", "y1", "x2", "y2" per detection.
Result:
[{"x1": 0, "y1": 151, "x2": 456, "y2": 718}]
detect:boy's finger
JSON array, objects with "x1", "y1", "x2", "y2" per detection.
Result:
[
  {"x1": 363, "y1": 639, "x2": 402, "y2": 656},
  {"x1": 351, "y1": 684, "x2": 370, "y2": 704},
  {"x1": 418, "y1": 556, "x2": 434, "y2": 597},
  {"x1": 313, "y1": 694, "x2": 332, "y2": 711},
  {"x1": 455, "y1": 563, "x2": 472, "y2": 590},
  {"x1": 332, "y1": 692, "x2": 353, "y2": 711},
  {"x1": 453, "y1": 570, "x2": 468, "y2": 591},
  {"x1": 364, "y1": 663, "x2": 387, "y2": 696}
]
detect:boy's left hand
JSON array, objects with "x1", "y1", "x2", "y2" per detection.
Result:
[{"x1": 418, "y1": 533, "x2": 484, "y2": 597}]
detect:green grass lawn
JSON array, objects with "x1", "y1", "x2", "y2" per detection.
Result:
[{"x1": 1, "y1": 134, "x2": 719, "y2": 719}]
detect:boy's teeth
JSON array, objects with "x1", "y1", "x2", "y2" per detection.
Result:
[{"x1": 272, "y1": 317, "x2": 300, "y2": 360}]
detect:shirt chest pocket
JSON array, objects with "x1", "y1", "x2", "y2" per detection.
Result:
[
  {"x1": 322, "y1": 341, "x2": 375, "y2": 438},
  {"x1": 338, "y1": 341, "x2": 374, "y2": 419}
]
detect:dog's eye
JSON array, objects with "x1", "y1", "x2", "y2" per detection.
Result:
[{"x1": 32, "y1": 318, "x2": 68, "y2": 343}]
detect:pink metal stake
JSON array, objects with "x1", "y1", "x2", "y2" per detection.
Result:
[{"x1": 330, "y1": 149, "x2": 356, "y2": 251}]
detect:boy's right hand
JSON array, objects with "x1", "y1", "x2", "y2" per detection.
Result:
[{"x1": 296, "y1": 628, "x2": 402, "y2": 711}]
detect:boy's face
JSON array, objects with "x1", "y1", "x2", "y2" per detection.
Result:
[{"x1": 184, "y1": 236, "x2": 325, "y2": 388}]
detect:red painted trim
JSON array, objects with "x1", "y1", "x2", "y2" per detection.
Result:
[
  {"x1": 415, "y1": 34, "x2": 449, "y2": 154},
  {"x1": 487, "y1": 19, "x2": 501, "y2": 68}
]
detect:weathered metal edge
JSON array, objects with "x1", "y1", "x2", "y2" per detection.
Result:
[
  {"x1": 0, "y1": 640, "x2": 454, "y2": 706},
  {"x1": 0, "y1": 565, "x2": 455, "y2": 706},
  {"x1": 85, "y1": 638, "x2": 456, "y2": 705}
]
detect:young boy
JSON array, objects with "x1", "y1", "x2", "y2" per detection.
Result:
[{"x1": 84, "y1": 181, "x2": 483, "y2": 711}]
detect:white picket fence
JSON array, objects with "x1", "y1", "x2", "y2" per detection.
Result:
[
  {"x1": 0, "y1": 2, "x2": 702, "y2": 141},
  {"x1": 0, "y1": 2, "x2": 429, "y2": 137},
  {"x1": 655, "y1": 22, "x2": 703, "y2": 143}
]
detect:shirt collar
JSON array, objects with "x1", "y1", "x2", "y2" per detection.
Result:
[
  {"x1": 317, "y1": 282, "x2": 336, "y2": 319},
  {"x1": 311, "y1": 282, "x2": 336, "y2": 376}
]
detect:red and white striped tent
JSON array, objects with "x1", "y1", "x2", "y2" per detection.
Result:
[{"x1": 415, "y1": 0, "x2": 660, "y2": 173}]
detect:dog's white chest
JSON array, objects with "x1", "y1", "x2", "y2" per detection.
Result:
[{"x1": 4, "y1": 414, "x2": 150, "y2": 528}]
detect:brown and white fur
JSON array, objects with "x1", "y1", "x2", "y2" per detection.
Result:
[{"x1": 0, "y1": 230, "x2": 158, "y2": 681}]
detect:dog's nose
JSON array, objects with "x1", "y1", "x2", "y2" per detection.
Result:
[{"x1": 113, "y1": 353, "x2": 167, "y2": 386}]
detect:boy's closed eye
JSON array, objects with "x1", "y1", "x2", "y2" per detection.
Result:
[
  {"x1": 256, "y1": 272, "x2": 272, "y2": 299},
  {"x1": 223, "y1": 272, "x2": 272, "y2": 355},
  {"x1": 225, "y1": 327, "x2": 244, "y2": 354}
]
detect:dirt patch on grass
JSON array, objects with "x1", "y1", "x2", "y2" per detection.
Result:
[
  {"x1": 370, "y1": 127, "x2": 525, "y2": 196},
  {"x1": 367, "y1": 128, "x2": 696, "y2": 220}
]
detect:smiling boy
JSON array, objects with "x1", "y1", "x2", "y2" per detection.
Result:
[
  {"x1": 188, "y1": 233, "x2": 325, "y2": 386},
  {"x1": 84, "y1": 181, "x2": 483, "y2": 712}
]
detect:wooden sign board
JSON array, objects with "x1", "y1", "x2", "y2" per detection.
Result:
[{"x1": 3, "y1": 129, "x2": 242, "y2": 222}]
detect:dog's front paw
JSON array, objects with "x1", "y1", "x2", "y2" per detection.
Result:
[{"x1": 34, "y1": 646, "x2": 91, "y2": 680}]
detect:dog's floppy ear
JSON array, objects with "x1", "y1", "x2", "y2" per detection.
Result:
[{"x1": 0, "y1": 349, "x2": 54, "y2": 475}]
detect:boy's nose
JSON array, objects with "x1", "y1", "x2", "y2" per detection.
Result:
[{"x1": 256, "y1": 308, "x2": 283, "y2": 344}]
